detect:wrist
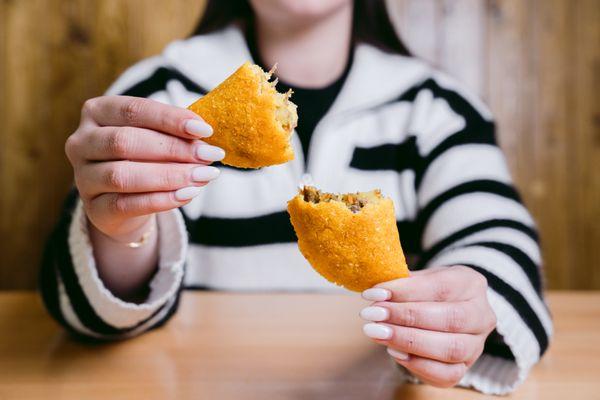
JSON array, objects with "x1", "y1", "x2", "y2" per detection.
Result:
[{"x1": 88, "y1": 214, "x2": 156, "y2": 245}]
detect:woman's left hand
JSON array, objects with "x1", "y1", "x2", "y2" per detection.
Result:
[{"x1": 360, "y1": 266, "x2": 497, "y2": 388}]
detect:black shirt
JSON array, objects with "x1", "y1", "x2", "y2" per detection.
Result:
[{"x1": 245, "y1": 29, "x2": 351, "y2": 162}]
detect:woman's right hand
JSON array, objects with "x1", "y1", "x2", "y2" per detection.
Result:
[{"x1": 65, "y1": 95, "x2": 224, "y2": 240}]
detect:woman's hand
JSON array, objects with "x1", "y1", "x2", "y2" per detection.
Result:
[
  {"x1": 360, "y1": 266, "x2": 497, "y2": 388},
  {"x1": 65, "y1": 95, "x2": 223, "y2": 240}
]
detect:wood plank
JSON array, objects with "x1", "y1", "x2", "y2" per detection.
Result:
[
  {"x1": 0, "y1": 0, "x2": 53, "y2": 288},
  {"x1": 0, "y1": 291, "x2": 598, "y2": 399},
  {"x1": 438, "y1": 0, "x2": 487, "y2": 98},
  {"x1": 0, "y1": 0, "x2": 205, "y2": 289},
  {"x1": 486, "y1": 0, "x2": 534, "y2": 179},
  {"x1": 531, "y1": 0, "x2": 574, "y2": 289},
  {"x1": 0, "y1": 0, "x2": 598, "y2": 290},
  {"x1": 571, "y1": 0, "x2": 600, "y2": 289}
]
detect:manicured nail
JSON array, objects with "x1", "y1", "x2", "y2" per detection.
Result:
[
  {"x1": 185, "y1": 119, "x2": 213, "y2": 137},
  {"x1": 387, "y1": 347, "x2": 409, "y2": 361},
  {"x1": 360, "y1": 306, "x2": 389, "y2": 322},
  {"x1": 362, "y1": 288, "x2": 391, "y2": 302},
  {"x1": 362, "y1": 323, "x2": 393, "y2": 340},
  {"x1": 174, "y1": 186, "x2": 202, "y2": 201},
  {"x1": 196, "y1": 144, "x2": 225, "y2": 161},
  {"x1": 191, "y1": 166, "x2": 220, "y2": 182}
]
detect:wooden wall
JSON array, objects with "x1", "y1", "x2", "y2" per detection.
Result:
[{"x1": 0, "y1": 0, "x2": 598, "y2": 289}]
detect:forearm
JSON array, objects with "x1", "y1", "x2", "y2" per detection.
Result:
[{"x1": 89, "y1": 215, "x2": 159, "y2": 302}]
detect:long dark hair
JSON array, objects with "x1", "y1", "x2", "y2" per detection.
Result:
[{"x1": 192, "y1": 0, "x2": 410, "y2": 56}]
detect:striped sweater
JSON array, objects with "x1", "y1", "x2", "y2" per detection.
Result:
[{"x1": 40, "y1": 25, "x2": 552, "y2": 395}]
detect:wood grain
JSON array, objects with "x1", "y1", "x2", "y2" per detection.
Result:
[
  {"x1": 0, "y1": 0, "x2": 205, "y2": 289},
  {"x1": 0, "y1": 0, "x2": 598, "y2": 289},
  {"x1": 571, "y1": 0, "x2": 600, "y2": 289},
  {"x1": 438, "y1": 0, "x2": 487, "y2": 97},
  {"x1": 0, "y1": 291, "x2": 598, "y2": 399}
]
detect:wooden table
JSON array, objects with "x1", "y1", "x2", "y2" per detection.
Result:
[{"x1": 0, "y1": 291, "x2": 598, "y2": 399}]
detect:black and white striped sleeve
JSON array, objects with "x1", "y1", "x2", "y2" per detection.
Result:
[
  {"x1": 408, "y1": 76, "x2": 552, "y2": 394},
  {"x1": 39, "y1": 190, "x2": 187, "y2": 340},
  {"x1": 39, "y1": 57, "x2": 197, "y2": 340}
]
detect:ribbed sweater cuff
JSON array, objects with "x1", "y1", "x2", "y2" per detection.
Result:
[{"x1": 67, "y1": 200, "x2": 187, "y2": 329}]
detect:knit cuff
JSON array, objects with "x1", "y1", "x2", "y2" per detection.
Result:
[
  {"x1": 67, "y1": 200, "x2": 187, "y2": 329},
  {"x1": 457, "y1": 289, "x2": 540, "y2": 395}
]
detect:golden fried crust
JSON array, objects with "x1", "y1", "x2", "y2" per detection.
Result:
[
  {"x1": 287, "y1": 193, "x2": 410, "y2": 292},
  {"x1": 188, "y1": 62, "x2": 295, "y2": 169}
]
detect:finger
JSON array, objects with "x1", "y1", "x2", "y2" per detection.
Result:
[
  {"x1": 81, "y1": 126, "x2": 225, "y2": 163},
  {"x1": 82, "y1": 96, "x2": 211, "y2": 139},
  {"x1": 360, "y1": 300, "x2": 489, "y2": 334},
  {"x1": 89, "y1": 188, "x2": 204, "y2": 220},
  {"x1": 362, "y1": 323, "x2": 480, "y2": 363},
  {"x1": 408, "y1": 267, "x2": 442, "y2": 276},
  {"x1": 387, "y1": 349, "x2": 467, "y2": 388},
  {"x1": 373, "y1": 266, "x2": 481, "y2": 302},
  {"x1": 79, "y1": 161, "x2": 219, "y2": 198}
]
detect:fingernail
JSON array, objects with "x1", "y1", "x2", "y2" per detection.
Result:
[
  {"x1": 174, "y1": 186, "x2": 202, "y2": 201},
  {"x1": 191, "y1": 166, "x2": 220, "y2": 182},
  {"x1": 362, "y1": 323, "x2": 393, "y2": 340},
  {"x1": 360, "y1": 306, "x2": 389, "y2": 322},
  {"x1": 196, "y1": 144, "x2": 225, "y2": 162},
  {"x1": 387, "y1": 347, "x2": 409, "y2": 361},
  {"x1": 185, "y1": 119, "x2": 213, "y2": 137},
  {"x1": 362, "y1": 288, "x2": 391, "y2": 302}
]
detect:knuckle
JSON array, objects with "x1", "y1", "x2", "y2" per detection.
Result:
[
  {"x1": 160, "y1": 167, "x2": 187, "y2": 189},
  {"x1": 165, "y1": 138, "x2": 182, "y2": 159},
  {"x1": 433, "y1": 280, "x2": 453, "y2": 301},
  {"x1": 143, "y1": 194, "x2": 162, "y2": 211},
  {"x1": 104, "y1": 165, "x2": 128, "y2": 191},
  {"x1": 446, "y1": 305, "x2": 467, "y2": 332},
  {"x1": 474, "y1": 271, "x2": 489, "y2": 290},
  {"x1": 73, "y1": 175, "x2": 88, "y2": 199},
  {"x1": 107, "y1": 194, "x2": 128, "y2": 216},
  {"x1": 107, "y1": 128, "x2": 132, "y2": 157},
  {"x1": 82, "y1": 97, "x2": 99, "y2": 116},
  {"x1": 158, "y1": 110, "x2": 173, "y2": 132},
  {"x1": 446, "y1": 338, "x2": 468, "y2": 363},
  {"x1": 438, "y1": 366, "x2": 465, "y2": 388},
  {"x1": 452, "y1": 265, "x2": 471, "y2": 274},
  {"x1": 458, "y1": 266, "x2": 488, "y2": 290},
  {"x1": 64, "y1": 134, "x2": 79, "y2": 161},
  {"x1": 147, "y1": 193, "x2": 174, "y2": 212},
  {"x1": 486, "y1": 309, "x2": 498, "y2": 331},
  {"x1": 398, "y1": 306, "x2": 419, "y2": 327},
  {"x1": 449, "y1": 364, "x2": 467, "y2": 385},
  {"x1": 122, "y1": 98, "x2": 145, "y2": 125}
]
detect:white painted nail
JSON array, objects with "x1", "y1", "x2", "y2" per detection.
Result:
[
  {"x1": 360, "y1": 306, "x2": 390, "y2": 322},
  {"x1": 362, "y1": 288, "x2": 392, "y2": 302},
  {"x1": 196, "y1": 145, "x2": 225, "y2": 162},
  {"x1": 174, "y1": 186, "x2": 202, "y2": 201},
  {"x1": 185, "y1": 119, "x2": 213, "y2": 137},
  {"x1": 191, "y1": 166, "x2": 220, "y2": 182},
  {"x1": 362, "y1": 323, "x2": 393, "y2": 340},
  {"x1": 387, "y1": 347, "x2": 409, "y2": 361}
]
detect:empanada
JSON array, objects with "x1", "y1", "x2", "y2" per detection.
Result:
[
  {"x1": 188, "y1": 62, "x2": 297, "y2": 168},
  {"x1": 287, "y1": 186, "x2": 409, "y2": 292}
]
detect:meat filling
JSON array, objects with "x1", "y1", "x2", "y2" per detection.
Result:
[
  {"x1": 252, "y1": 64, "x2": 298, "y2": 135},
  {"x1": 301, "y1": 186, "x2": 382, "y2": 213}
]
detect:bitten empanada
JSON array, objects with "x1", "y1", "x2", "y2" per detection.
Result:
[
  {"x1": 188, "y1": 62, "x2": 297, "y2": 168},
  {"x1": 287, "y1": 186, "x2": 409, "y2": 292}
]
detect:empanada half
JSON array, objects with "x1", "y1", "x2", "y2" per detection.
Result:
[
  {"x1": 287, "y1": 186, "x2": 409, "y2": 292},
  {"x1": 188, "y1": 62, "x2": 297, "y2": 169}
]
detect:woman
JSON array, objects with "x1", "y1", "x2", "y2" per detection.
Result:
[{"x1": 41, "y1": 0, "x2": 552, "y2": 394}]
